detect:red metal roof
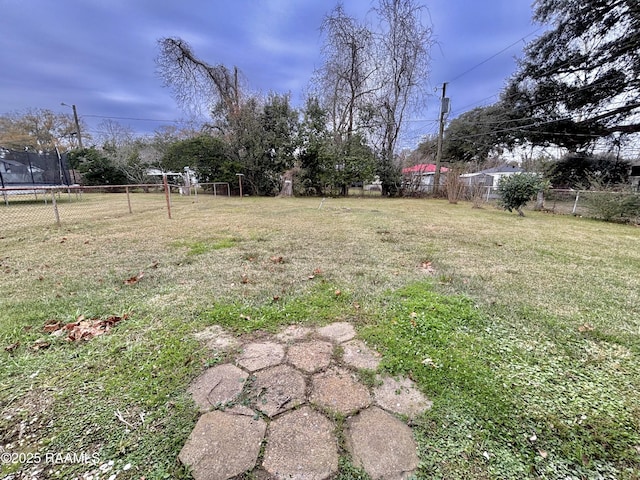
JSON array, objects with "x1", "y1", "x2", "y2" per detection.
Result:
[{"x1": 402, "y1": 163, "x2": 449, "y2": 174}]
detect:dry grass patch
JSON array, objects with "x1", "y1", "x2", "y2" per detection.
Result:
[{"x1": 1, "y1": 195, "x2": 639, "y2": 478}]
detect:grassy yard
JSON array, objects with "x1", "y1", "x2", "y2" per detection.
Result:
[{"x1": 1, "y1": 195, "x2": 639, "y2": 479}]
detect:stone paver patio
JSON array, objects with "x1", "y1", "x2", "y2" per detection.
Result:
[{"x1": 180, "y1": 322, "x2": 432, "y2": 480}]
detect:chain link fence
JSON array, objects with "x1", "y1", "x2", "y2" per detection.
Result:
[
  {"x1": 444, "y1": 186, "x2": 639, "y2": 223},
  {"x1": 1, "y1": 183, "x2": 237, "y2": 231},
  {"x1": 543, "y1": 189, "x2": 640, "y2": 222},
  {"x1": 3, "y1": 184, "x2": 638, "y2": 232}
]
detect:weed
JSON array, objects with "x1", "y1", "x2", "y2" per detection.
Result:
[
  {"x1": 354, "y1": 369, "x2": 380, "y2": 389},
  {"x1": 335, "y1": 456, "x2": 371, "y2": 480}
]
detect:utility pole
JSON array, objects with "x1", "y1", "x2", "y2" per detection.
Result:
[
  {"x1": 433, "y1": 82, "x2": 449, "y2": 194},
  {"x1": 61, "y1": 103, "x2": 83, "y2": 149}
]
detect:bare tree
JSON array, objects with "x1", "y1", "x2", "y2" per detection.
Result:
[
  {"x1": 313, "y1": 1, "x2": 433, "y2": 196},
  {"x1": 315, "y1": 4, "x2": 377, "y2": 142},
  {"x1": 0, "y1": 108, "x2": 81, "y2": 152},
  {"x1": 372, "y1": 0, "x2": 434, "y2": 195},
  {"x1": 96, "y1": 119, "x2": 135, "y2": 149},
  {"x1": 156, "y1": 37, "x2": 242, "y2": 123}
]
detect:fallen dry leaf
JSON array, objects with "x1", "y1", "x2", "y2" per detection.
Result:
[
  {"x1": 538, "y1": 450, "x2": 548, "y2": 459},
  {"x1": 5, "y1": 341, "x2": 20, "y2": 353},
  {"x1": 43, "y1": 321, "x2": 62, "y2": 333},
  {"x1": 65, "y1": 314, "x2": 128, "y2": 342},
  {"x1": 578, "y1": 323, "x2": 595, "y2": 332},
  {"x1": 67, "y1": 321, "x2": 103, "y2": 341},
  {"x1": 309, "y1": 268, "x2": 324, "y2": 280},
  {"x1": 124, "y1": 271, "x2": 144, "y2": 285},
  {"x1": 31, "y1": 340, "x2": 51, "y2": 351},
  {"x1": 419, "y1": 261, "x2": 435, "y2": 274},
  {"x1": 270, "y1": 255, "x2": 284, "y2": 264},
  {"x1": 43, "y1": 314, "x2": 128, "y2": 342}
]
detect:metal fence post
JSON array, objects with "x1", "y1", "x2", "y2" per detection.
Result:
[
  {"x1": 51, "y1": 189, "x2": 61, "y2": 226},
  {"x1": 572, "y1": 191, "x2": 581, "y2": 215},
  {"x1": 163, "y1": 174, "x2": 172, "y2": 219}
]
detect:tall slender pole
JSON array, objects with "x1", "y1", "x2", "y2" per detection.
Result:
[
  {"x1": 71, "y1": 105, "x2": 83, "y2": 150},
  {"x1": 433, "y1": 82, "x2": 448, "y2": 194},
  {"x1": 61, "y1": 103, "x2": 83, "y2": 149}
]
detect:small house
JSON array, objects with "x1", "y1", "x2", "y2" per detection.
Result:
[
  {"x1": 402, "y1": 163, "x2": 449, "y2": 193},
  {"x1": 460, "y1": 164, "x2": 524, "y2": 189}
]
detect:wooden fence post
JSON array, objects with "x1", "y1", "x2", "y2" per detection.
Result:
[
  {"x1": 126, "y1": 186, "x2": 132, "y2": 214},
  {"x1": 163, "y1": 174, "x2": 172, "y2": 219}
]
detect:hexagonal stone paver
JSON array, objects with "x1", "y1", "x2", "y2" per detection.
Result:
[
  {"x1": 341, "y1": 340, "x2": 381, "y2": 370},
  {"x1": 263, "y1": 406, "x2": 338, "y2": 480},
  {"x1": 188, "y1": 364, "x2": 248, "y2": 411},
  {"x1": 310, "y1": 367, "x2": 371, "y2": 415},
  {"x1": 287, "y1": 340, "x2": 333, "y2": 373},
  {"x1": 345, "y1": 407, "x2": 419, "y2": 480},
  {"x1": 275, "y1": 325, "x2": 313, "y2": 343},
  {"x1": 374, "y1": 376, "x2": 433, "y2": 418},
  {"x1": 236, "y1": 342, "x2": 285, "y2": 372},
  {"x1": 316, "y1": 322, "x2": 356, "y2": 343},
  {"x1": 251, "y1": 364, "x2": 306, "y2": 417},
  {"x1": 179, "y1": 410, "x2": 266, "y2": 480}
]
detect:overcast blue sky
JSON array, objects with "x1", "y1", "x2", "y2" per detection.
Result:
[{"x1": 0, "y1": 0, "x2": 540, "y2": 148}]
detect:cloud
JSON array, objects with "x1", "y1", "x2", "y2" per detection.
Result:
[{"x1": 0, "y1": 0, "x2": 538, "y2": 140}]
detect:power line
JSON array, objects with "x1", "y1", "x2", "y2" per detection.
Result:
[
  {"x1": 83, "y1": 114, "x2": 188, "y2": 123},
  {"x1": 443, "y1": 28, "x2": 639, "y2": 121},
  {"x1": 447, "y1": 27, "x2": 544, "y2": 84}
]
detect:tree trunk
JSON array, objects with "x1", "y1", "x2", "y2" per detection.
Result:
[
  {"x1": 279, "y1": 168, "x2": 297, "y2": 196},
  {"x1": 534, "y1": 190, "x2": 544, "y2": 211}
]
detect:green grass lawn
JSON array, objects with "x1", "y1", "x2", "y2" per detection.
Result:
[{"x1": 1, "y1": 195, "x2": 639, "y2": 479}]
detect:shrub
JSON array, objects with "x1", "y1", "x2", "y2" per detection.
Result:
[
  {"x1": 445, "y1": 165, "x2": 465, "y2": 204},
  {"x1": 497, "y1": 173, "x2": 544, "y2": 217},
  {"x1": 581, "y1": 189, "x2": 640, "y2": 223}
]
